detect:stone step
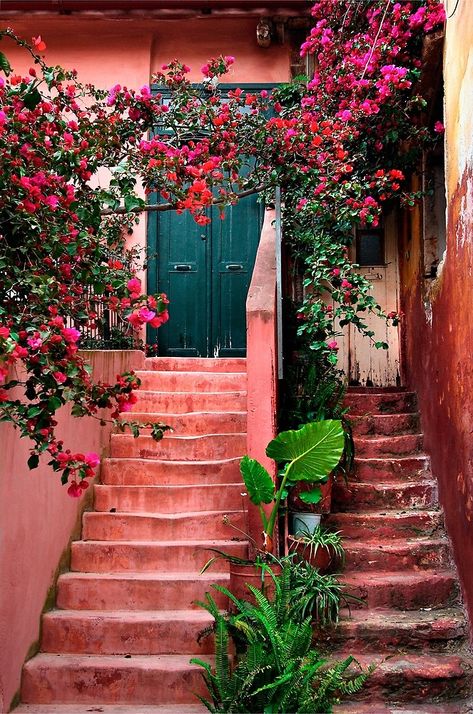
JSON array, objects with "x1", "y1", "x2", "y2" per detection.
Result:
[
  {"x1": 343, "y1": 539, "x2": 450, "y2": 572},
  {"x1": 21, "y1": 654, "x2": 209, "y2": 705},
  {"x1": 335, "y1": 704, "x2": 470, "y2": 714},
  {"x1": 71, "y1": 539, "x2": 247, "y2": 574},
  {"x1": 132, "y1": 390, "x2": 247, "y2": 414},
  {"x1": 94, "y1": 483, "x2": 245, "y2": 514},
  {"x1": 56, "y1": 572, "x2": 230, "y2": 611},
  {"x1": 101, "y1": 457, "x2": 241, "y2": 486},
  {"x1": 123, "y1": 411, "x2": 247, "y2": 435},
  {"x1": 352, "y1": 455, "x2": 431, "y2": 483},
  {"x1": 135, "y1": 371, "x2": 246, "y2": 392},
  {"x1": 326, "y1": 510, "x2": 444, "y2": 540},
  {"x1": 344, "y1": 392, "x2": 417, "y2": 416},
  {"x1": 354, "y1": 434, "x2": 424, "y2": 458},
  {"x1": 110, "y1": 433, "x2": 246, "y2": 460},
  {"x1": 343, "y1": 571, "x2": 459, "y2": 610},
  {"x1": 144, "y1": 357, "x2": 246, "y2": 372},
  {"x1": 41, "y1": 610, "x2": 215, "y2": 655},
  {"x1": 328, "y1": 608, "x2": 467, "y2": 653},
  {"x1": 346, "y1": 653, "x2": 471, "y2": 703},
  {"x1": 351, "y1": 413, "x2": 421, "y2": 436},
  {"x1": 83, "y1": 511, "x2": 246, "y2": 541},
  {"x1": 333, "y1": 480, "x2": 438, "y2": 512}
]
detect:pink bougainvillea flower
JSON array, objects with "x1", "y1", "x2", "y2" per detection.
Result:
[
  {"x1": 434, "y1": 120, "x2": 445, "y2": 134},
  {"x1": 67, "y1": 481, "x2": 82, "y2": 498},
  {"x1": 84, "y1": 452, "x2": 100, "y2": 468},
  {"x1": 32, "y1": 35, "x2": 47, "y2": 52},
  {"x1": 53, "y1": 371, "x2": 67, "y2": 383},
  {"x1": 61, "y1": 327, "x2": 81, "y2": 343},
  {"x1": 327, "y1": 340, "x2": 339, "y2": 350},
  {"x1": 0, "y1": 326, "x2": 10, "y2": 339}
]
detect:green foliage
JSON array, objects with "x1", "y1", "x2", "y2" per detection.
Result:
[{"x1": 192, "y1": 565, "x2": 372, "y2": 712}]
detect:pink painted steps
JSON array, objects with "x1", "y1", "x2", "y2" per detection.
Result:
[
  {"x1": 17, "y1": 357, "x2": 249, "y2": 712},
  {"x1": 331, "y1": 388, "x2": 473, "y2": 712}
]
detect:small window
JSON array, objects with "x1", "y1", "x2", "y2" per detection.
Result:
[{"x1": 356, "y1": 228, "x2": 385, "y2": 266}]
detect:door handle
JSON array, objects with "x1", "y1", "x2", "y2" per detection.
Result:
[
  {"x1": 174, "y1": 264, "x2": 192, "y2": 271},
  {"x1": 226, "y1": 264, "x2": 243, "y2": 271}
]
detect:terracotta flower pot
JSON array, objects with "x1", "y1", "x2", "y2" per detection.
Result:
[
  {"x1": 229, "y1": 563, "x2": 282, "y2": 607},
  {"x1": 287, "y1": 534, "x2": 337, "y2": 574},
  {"x1": 288, "y1": 476, "x2": 333, "y2": 514}
]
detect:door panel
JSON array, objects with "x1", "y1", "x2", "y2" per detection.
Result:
[
  {"x1": 148, "y1": 193, "x2": 263, "y2": 358},
  {"x1": 148, "y1": 207, "x2": 208, "y2": 357}
]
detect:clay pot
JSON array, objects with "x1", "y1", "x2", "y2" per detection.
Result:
[
  {"x1": 288, "y1": 476, "x2": 333, "y2": 514},
  {"x1": 229, "y1": 563, "x2": 282, "y2": 607},
  {"x1": 287, "y1": 534, "x2": 337, "y2": 574}
]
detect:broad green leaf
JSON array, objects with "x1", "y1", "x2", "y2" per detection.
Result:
[
  {"x1": 266, "y1": 419, "x2": 344, "y2": 482},
  {"x1": 240, "y1": 455, "x2": 274, "y2": 506},
  {"x1": 23, "y1": 88, "x2": 42, "y2": 110},
  {"x1": 27, "y1": 454, "x2": 39, "y2": 470},
  {"x1": 298, "y1": 487, "x2": 322, "y2": 505}
]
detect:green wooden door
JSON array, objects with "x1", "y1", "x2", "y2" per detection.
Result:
[{"x1": 147, "y1": 193, "x2": 264, "y2": 357}]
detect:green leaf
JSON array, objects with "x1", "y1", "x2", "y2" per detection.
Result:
[
  {"x1": 298, "y1": 487, "x2": 322, "y2": 505},
  {"x1": 124, "y1": 195, "x2": 145, "y2": 212},
  {"x1": 23, "y1": 87, "x2": 42, "y2": 110},
  {"x1": 266, "y1": 420, "x2": 344, "y2": 482},
  {"x1": 0, "y1": 51, "x2": 11, "y2": 75},
  {"x1": 27, "y1": 406, "x2": 42, "y2": 418},
  {"x1": 28, "y1": 454, "x2": 39, "y2": 470},
  {"x1": 47, "y1": 396, "x2": 62, "y2": 412},
  {"x1": 239, "y1": 455, "x2": 274, "y2": 506}
]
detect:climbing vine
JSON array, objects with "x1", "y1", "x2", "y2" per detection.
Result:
[{"x1": 0, "y1": 0, "x2": 444, "y2": 492}]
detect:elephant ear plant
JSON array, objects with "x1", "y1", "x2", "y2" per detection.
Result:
[{"x1": 241, "y1": 419, "x2": 345, "y2": 553}]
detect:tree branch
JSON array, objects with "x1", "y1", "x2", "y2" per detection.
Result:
[{"x1": 100, "y1": 183, "x2": 270, "y2": 216}]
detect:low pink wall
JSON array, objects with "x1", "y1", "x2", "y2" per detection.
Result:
[
  {"x1": 0, "y1": 350, "x2": 144, "y2": 712},
  {"x1": 246, "y1": 208, "x2": 278, "y2": 551}
]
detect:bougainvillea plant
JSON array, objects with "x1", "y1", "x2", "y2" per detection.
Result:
[{"x1": 0, "y1": 0, "x2": 444, "y2": 493}]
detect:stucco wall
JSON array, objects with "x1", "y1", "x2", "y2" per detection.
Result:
[
  {"x1": 400, "y1": 4, "x2": 473, "y2": 630},
  {"x1": 0, "y1": 351, "x2": 144, "y2": 712}
]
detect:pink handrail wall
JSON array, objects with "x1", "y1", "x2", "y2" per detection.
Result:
[{"x1": 246, "y1": 207, "x2": 278, "y2": 552}]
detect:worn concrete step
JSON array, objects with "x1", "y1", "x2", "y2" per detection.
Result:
[
  {"x1": 94, "y1": 483, "x2": 245, "y2": 514},
  {"x1": 101, "y1": 457, "x2": 241, "y2": 486},
  {"x1": 354, "y1": 434, "x2": 424, "y2": 458},
  {"x1": 335, "y1": 704, "x2": 470, "y2": 714},
  {"x1": 343, "y1": 571, "x2": 459, "y2": 610},
  {"x1": 135, "y1": 371, "x2": 246, "y2": 392},
  {"x1": 333, "y1": 480, "x2": 438, "y2": 512},
  {"x1": 110, "y1": 433, "x2": 246, "y2": 460},
  {"x1": 328, "y1": 608, "x2": 467, "y2": 653},
  {"x1": 343, "y1": 539, "x2": 450, "y2": 572},
  {"x1": 144, "y1": 357, "x2": 246, "y2": 372},
  {"x1": 326, "y1": 510, "x2": 444, "y2": 540},
  {"x1": 352, "y1": 455, "x2": 431, "y2": 483},
  {"x1": 71, "y1": 539, "x2": 247, "y2": 573},
  {"x1": 121, "y1": 411, "x2": 247, "y2": 435},
  {"x1": 131, "y1": 390, "x2": 247, "y2": 414},
  {"x1": 83, "y1": 511, "x2": 245, "y2": 541},
  {"x1": 351, "y1": 413, "x2": 421, "y2": 436},
  {"x1": 57, "y1": 571, "x2": 230, "y2": 611},
  {"x1": 41, "y1": 610, "x2": 214, "y2": 655},
  {"x1": 345, "y1": 392, "x2": 417, "y2": 415},
  {"x1": 345, "y1": 652, "x2": 471, "y2": 703},
  {"x1": 21, "y1": 654, "x2": 209, "y2": 705}
]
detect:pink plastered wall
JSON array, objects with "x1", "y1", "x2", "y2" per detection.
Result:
[{"x1": 0, "y1": 351, "x2": 144, "y2": 712}]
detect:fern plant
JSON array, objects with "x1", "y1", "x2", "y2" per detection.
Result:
[{"x1": 191, "y1": 565, "x2": 372, "y2": 713}]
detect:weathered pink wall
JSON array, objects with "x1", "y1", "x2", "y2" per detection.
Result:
[
  {"x1": 400, "y1": 5, "x2": 473, "y2": 630},
  {"x1": 0, "y1": 351, "x2": 144, "y2": 712}
]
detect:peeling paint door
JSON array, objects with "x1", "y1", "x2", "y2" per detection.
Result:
[
  {"x1": 338, "y1": 212, "x2": 401, "y2": 386},
  {"x1": 147, "y1": 195, "x2": 263, "y2": 357}
]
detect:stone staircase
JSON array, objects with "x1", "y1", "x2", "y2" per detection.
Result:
[
  {"x1": 14, "y1": 380, "x2": 473, "y2": 712},
  {"x1": 17, "y1": 357, "x2": 249, "y2": 712},
  {"x1": 331, "y1": 388, "x2": 473, "y2": 712}
]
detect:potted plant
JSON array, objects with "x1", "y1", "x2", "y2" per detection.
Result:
[
  {"x1": 202, "y1": 419, "x2": 345, "y2": 601},
  {"x1": 287, "y1": 524, "x2": 344, "y2": 574}
]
